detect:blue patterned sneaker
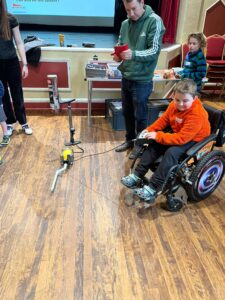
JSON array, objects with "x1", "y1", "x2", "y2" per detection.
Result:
[
  {"x1": 133, "y1": 185, "x2": 156, "y2": 203},
  {"x1": 0, "y1": 135, "x2": 10, "y2": 147},
  {"x1": 121, "y1": 174, "x2": 142, "y2": 189}
]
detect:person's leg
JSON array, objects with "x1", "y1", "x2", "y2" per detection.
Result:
[
  {"x1": 115, "y1": 78, "x2": 135, "y2": 152},
  {"x1": 6, "y1": 58, "x2": 27, "y2": 125},
  {"x1": 0, "y1": 107, "x2": 10, "y2": 147},
  {"x1": 133, "y1": 80, "x2": 153, "y2": 134},
  {"x1": 128, "y1": 80, "x2": 153, "y2": 159},
  {"x1": 121, "y1": 141, "x2": 166, "y2": 188},
  {"x1": 2, "y1": 84, "x2": 17, "y2": 125},
  {"x1": 0, "y1": 121, "x2": 7, "y2": 135},
  {"x1": 122, "y1": 78, "x2": 136, "y2": 141},
  {"x1": 0, "y1": 60, "x2": 17, "y2": 125},
  {"x1": 150, "y1": 141, "x2": 196, "y2": 191},
  {"x1": 134, "y1": 141, "x2": 167, "y2": 178},
  {"x1": 0, "y1": 123, "x2": 10, "y2": 147},
  {"x1": 133, "y1": 141, "x2": 196, "y2": 202}
]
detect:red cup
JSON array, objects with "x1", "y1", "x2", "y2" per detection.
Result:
[{"x1": 114, "y1": 44, "x2": 129, "y2": 58}]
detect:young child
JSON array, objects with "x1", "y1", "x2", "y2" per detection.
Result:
[
  {"x1": 177, "y1": 32, "x2": 207, "y2": 92},
  {"x1": 121, "y1": 79, "x2": 210, "y2": 203},
  {"x1": 0, "y1": 80, "x2": 10, "y2": 147}
]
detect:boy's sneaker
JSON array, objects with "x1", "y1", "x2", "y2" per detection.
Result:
[
  {"x1": 121, "y1": 174, "x2": 142, "y2": 189},
  {"x1": 22, "y1": 124, "x2": 33, "y2": 135},
  {"x1": 7, "y1": 125, "x2": 14, "y2": 136},
  {"x1": 133, "y1": 185, "x2": 156, "y2": 203},
  {"x1": 0, "y1": 135, "x2": 10, "y2": 147}
]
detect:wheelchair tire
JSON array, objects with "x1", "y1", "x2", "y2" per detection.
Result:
[{"x1": 186, "y1": 150, "x2": 225, "y2": 202}]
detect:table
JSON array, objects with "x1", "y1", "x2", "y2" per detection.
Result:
[{"x1": 86, "y1": 69, "x2": 178, "y2": 125}]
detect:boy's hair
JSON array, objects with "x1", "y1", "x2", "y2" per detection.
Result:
[
  {"x1": 173, "y1": 79, "x2": 197, "y2": 97},
  {"x1": 187, "y1": 32, "x2": 207, "y2": 48}
]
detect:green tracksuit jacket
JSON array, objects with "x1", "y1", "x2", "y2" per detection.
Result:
[{"x1": 118, "y1": 5, "x2": 165, "y2": 82}]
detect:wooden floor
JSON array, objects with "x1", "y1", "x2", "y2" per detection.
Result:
[{"x1": 0, "y1": 110, "x2": 225, "y2": 300}]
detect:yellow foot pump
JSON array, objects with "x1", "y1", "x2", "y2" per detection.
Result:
[{"x1": 51, "y1": 148, "x2": 74, "y2": 192}]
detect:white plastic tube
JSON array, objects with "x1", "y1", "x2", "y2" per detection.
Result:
[{"x1": 51, "y1": 163, "x2": 68, "y2": 192}]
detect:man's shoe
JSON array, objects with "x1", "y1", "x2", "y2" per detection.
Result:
[
  {"x1": 133, "y1": 185, "x2": 156, "y2": 203},
  {"x1": 22, "y1": 124, "x2": 33, "y2": 135},
  {"x1": 128, "y1": 144, "x2": 143, "y2": 159},
  {"x1": 0, "y1": 135, "x2": 10, "y2": 147},
  {"x1": 115, "y1": 141, "x2": 133, "y2": 152},
  {"x1": 7, "y1": 125, "x2": 14, "y2": 136}
]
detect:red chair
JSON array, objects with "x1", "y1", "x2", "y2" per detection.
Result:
[
  {"x1": 206, "y1": 34, "x2": 225, "y2": 63},
  {"x1": 181, "y1": 43, "x2": 189, "y2": 67},
  {"x1": 202, "y1": 35, "x2": 225, "y2": 97},
  {"x1": 202, "y1": 63, "x2": 225, "y2": 98}
]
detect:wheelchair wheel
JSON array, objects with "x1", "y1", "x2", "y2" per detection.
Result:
[
  {"x1": 186, "y1": 150, "x2": 225, "y2": 202},
  {"x1": 161, "y1": 197, "x2": 183, "y2": 212}
]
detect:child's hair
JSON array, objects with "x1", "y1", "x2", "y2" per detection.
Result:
[
  {"x1": 0, "y1": 0, "x2": 11, "y2": 40},
  {"x1": 173, "y1": 79, "x2": 197, "y2": 97},
  {"x1": 187, "y1": 32, "x2": 207, "y2": 48}
]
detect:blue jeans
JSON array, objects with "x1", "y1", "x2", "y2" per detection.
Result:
[{"x1": 121, "y1": 78, "x2": 153, "y2": 141}]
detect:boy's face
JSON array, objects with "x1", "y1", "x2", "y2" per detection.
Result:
[
  {"x1": 188, "y1": 37, "x2": 200, "y2": 53},
  {"x1": 173, "y1": 92, "x2": 195, "y2": 111}
]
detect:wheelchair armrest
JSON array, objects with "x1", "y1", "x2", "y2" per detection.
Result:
[{"x1": 186, "y1": 134, "x2": 217, "y2": 157}]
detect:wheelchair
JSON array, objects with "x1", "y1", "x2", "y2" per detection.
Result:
[{"x1": 127, "y1": 103, "x2": 225, "y2": 212}]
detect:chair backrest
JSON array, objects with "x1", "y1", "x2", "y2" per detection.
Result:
[
  {"x1": 203, "y1": 103, "x2": 225, "y2": 146},
  {"x1": 206, "y1": 34, "x2": 225, "y2": 60},
  {"x1": 181, "y1": 43, "x2": 189, "y2": 67}
]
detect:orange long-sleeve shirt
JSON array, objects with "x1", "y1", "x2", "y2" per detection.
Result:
[{"x1": 146, "y1": 97, "x2": 211, "y2": 145}]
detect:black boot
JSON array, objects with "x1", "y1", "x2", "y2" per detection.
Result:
[{"x1": 115, "y1": 141, "x2": 134, "y2": 152}]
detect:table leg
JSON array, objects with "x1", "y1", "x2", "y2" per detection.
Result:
[
  {"x1": 219, "y1": 77, "x2": 225, "y2": 99},
  {"x1": 88, "y1": 81, "x2": 92, "y2": 125}
]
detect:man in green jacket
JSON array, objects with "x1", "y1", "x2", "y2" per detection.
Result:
[{"x1": 114, "y1": 0, "x2": 165, "y2": 159}]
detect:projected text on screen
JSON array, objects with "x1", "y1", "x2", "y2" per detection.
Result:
[{"x1": 7, "y1": 0, "x2": 115, "y2": 17}]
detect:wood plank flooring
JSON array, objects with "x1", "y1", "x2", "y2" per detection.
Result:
[{"x1": 0, "y1": 111, "x2": 225, "y2": 300}]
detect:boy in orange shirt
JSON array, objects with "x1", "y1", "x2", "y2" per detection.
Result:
[{"x1": 121, "y1": 79, "x2": 210, "y2": 203}]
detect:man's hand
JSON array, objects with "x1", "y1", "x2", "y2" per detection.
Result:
[
  {"x1": 111, "y1": 53, "x2": 122, "y2": 62},
  {"x1": 120, "y1": 49, "x2": 132, "y2": 60}
]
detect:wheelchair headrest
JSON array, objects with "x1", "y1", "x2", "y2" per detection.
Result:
[{"x1": 203, "y1": 103, "x2": 225, "y2": 146}]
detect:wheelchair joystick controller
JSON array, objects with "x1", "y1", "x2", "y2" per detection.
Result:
[{"x1": 135, "y1": 131, "x2": 151, "y2": 146}]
